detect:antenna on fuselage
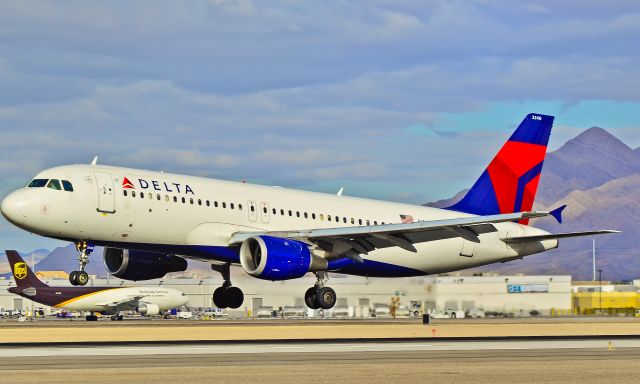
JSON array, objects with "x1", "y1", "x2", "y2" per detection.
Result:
[{"x1": 91, "y1": 156, "x2": 98, "y2": 166}]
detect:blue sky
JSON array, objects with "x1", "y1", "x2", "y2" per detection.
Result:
[{"x1": 0, "y1": 0, "x2": 639, "y2": 250}]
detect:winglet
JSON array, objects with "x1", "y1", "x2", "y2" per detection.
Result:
[
  {"x1": 549, "y1": 205, "x2": 567, "y2": 224},
  {"x1": 91, "y1": 156, "x2": 98, "y2": 166}
]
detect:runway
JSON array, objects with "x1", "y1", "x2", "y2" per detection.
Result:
[{"x1": 1, "y1": 338, "x2": 639, "y2": 384}]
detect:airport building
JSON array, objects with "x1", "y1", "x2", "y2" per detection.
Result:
[{"x1": 0, "y1": 273, "x2": 578, "y2": 317}]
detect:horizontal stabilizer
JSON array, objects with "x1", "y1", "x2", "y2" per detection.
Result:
[{"x1": 502, "y1": 230, "x2": 620, "y2": 244}]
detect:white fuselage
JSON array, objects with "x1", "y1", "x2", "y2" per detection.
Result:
[
  {"x1": 0, "y1": 164, "x2": 556, "y2": 277},
  {"x1": 58, "y1": 286, "x2": 188, "y2": 312}
]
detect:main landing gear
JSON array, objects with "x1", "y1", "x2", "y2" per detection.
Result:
[
  {"x1": 70, "y1": 241, "x2": 93, "y2": 286},
  {"x1": 211, "y1": 263, "x2": 244, "y2": 309},
  {"x1": 304, "y1": 272, "x2": 337, "y2": 310}
]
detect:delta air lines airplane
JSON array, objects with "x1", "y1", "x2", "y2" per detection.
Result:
[{"x1": 0, "y1": 114, "x2": 617, "y2": 310}]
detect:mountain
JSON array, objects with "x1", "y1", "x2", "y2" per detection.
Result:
[
  {"x1": 435, "y1": 127, "x2": 640, "y2": 280},
  {"x1": 536, "y1": 127, "x2": 640, "y2": 205}
]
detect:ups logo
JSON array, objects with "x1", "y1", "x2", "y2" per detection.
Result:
[{"x1": 14, "y1": 262, "x2": 27, "y2": 280}]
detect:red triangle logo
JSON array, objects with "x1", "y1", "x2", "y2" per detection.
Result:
[{"x1": 122, "y1": 177, "x2": 135, "y2": 189}]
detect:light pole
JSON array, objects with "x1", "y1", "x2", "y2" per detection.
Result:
[{"x1": 597, "y1": 269, "x2": 603, "y2": 316}]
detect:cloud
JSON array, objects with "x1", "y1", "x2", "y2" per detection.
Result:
[{"x1": 0, "y1": 1, "x2": 639, "y2": 249}]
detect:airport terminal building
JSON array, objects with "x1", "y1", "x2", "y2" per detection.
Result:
[{"x1": 0, "y1": 274, "x2": 575, "y2": 317}]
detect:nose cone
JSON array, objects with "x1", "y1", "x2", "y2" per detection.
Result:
[{"x1": 1, "y1": 190, "x2": 29, "y2": 226}]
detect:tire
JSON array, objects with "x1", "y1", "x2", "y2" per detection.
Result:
[
  {"x1": 76, "y1": 271, "x2": 89, "y2": 286},
  {"x1": 212, "y1": 287, "x2": 228, "y2": 309},
  {"x1": 304, "y1": 287, "x2": 319, "y2": 309},
  {"x1": 316, "y1": 287, "x2": 336, "y2": 310},
  {"x1": 227, "y1": 287, "x2": 244, "y2": 309},
  {"x1": 69, "y1": 271, "x2": 78, "y2": 285}
]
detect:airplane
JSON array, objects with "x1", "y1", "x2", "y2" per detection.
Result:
[
  {"x1": 5, "y1": 250, "x2": 188, "y2": 320},
  {"x1": 0, "y1": 113, "x2": 617, "y2": 311}
]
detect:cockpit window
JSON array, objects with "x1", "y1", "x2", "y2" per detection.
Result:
[
  {"x1": 47, "y1": 179, "x2": 62, "y2": 190},
  {"x1": 62, "y1": 180, "x2": 74, "y2": 192},
  {"x1": 27, "y1": 179, "x2": 48, "y2": 188}
]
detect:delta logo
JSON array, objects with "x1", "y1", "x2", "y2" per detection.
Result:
[
  {"x1": 14, "y1": 262, "x2": 27, "y2": 280},
  {"x1": 122, "y1": 176, "x2": 195, "y2": 195}
]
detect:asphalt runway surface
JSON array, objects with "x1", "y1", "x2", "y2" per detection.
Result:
[{"x1": 1, "y1": 338, "x2": 639, "y2": 384}]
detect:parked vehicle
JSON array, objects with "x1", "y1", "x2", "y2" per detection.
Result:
[{"x1": 467, "y1": 309, "x2": 486, "y2": 318}]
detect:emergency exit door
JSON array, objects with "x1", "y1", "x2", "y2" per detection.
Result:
[{"x1": 95, "y1": 172, "x2": 116, "y2": 213}]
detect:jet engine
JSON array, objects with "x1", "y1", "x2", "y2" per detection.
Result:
[
  {"x1": 239, "y1": 235, "x2": 327, "y2": 281},
  {"x1": 103, "y1": 248, "x2": 187, "y2": 281},
  {"x1": 136, "y1": 303, "x2": 160, "y2": 316}
]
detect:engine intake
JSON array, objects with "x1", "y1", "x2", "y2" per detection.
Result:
[
  {"x1": 239, "y1": 236, "x2": 327, "y2": 281},
  {"x1": 103, "y1": 248, "x2": 187, "y2": 281},
  {"x1": 136, "y1": 303, "x2": 160, "y2": 316}
]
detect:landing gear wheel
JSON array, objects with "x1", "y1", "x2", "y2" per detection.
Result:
[
  {"x1": 76, "y1": 271, "x2": 89, "y2": 286},
  {"x1": 226, "y1": 287, "x2": 244, "y2": 309},
  {"x1": 213, "y1": 287, "x2": 228, "y2": 309},
  {"x1": 305, "y1": 287, "x2": 320, "y2": 309},
  {"x1": 69, "y1": 271, "x2": 78, "y2": 285},
  {"x1": 316, "y1": 287, "x2": 336, "y2": 310}
]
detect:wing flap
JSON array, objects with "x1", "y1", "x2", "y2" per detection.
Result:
[{"x1": 502, "y1": 230, "x2": 620, "y2": 244}]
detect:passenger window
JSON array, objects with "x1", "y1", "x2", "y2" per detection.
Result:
[
  {"x1": 140, "y1": 192, "x2": 145, "y2": 199},
  {"x1": 312, "y1": 213, "x2": 316, "y2": 220},
  {"x1": 190, "y1": 198, "x2": 194, "y2": 204},
  {"x1": 238, "y1": 204, "x2": 243, "y2": 211},
  {"x1": 165, "y1": 195, "x2": 170, "y2": 202},
  {"x1": 47, "y1": 179, "x2": 62, "y2": 190},
  {"x1": 173, "y1": 196, "x2": 178, "y2": 203},
  {"x1": 132, "y1": 191, "x2": 136, "y2": 197},
  {"x1": 272, "y1": 208, "x2": 276, "y2": 215},
  {"x1": 280, "y1": 209, "x2": 284, "y2": 215},
  {"x1": 206, "y1": 200, "x2": 210, "y2": 207},
  {"x1": 374, "y1": 221, "x2": 378, "y2": 225},
  {"x1": 358, "y1": 219, "x2": 362, "y2": 225},
  {"x1": 250, "y1": 204, "x2": 254, "y2": 212},
  {"x1": 320, "y1": 214, "x2": 324, "y2": 221},
  {"x1": 123, "y1": 190, "x2": 128, "y2": 197},
  {"x1": 366, "y1": 220, "x2": 370, "y2": 225},
  {"x1": 149, "y1": 193, "x2": 153, "y2": 200},
  {"x1": 198, "y1": 199, "x2": 202, "y2": 206},
  {"x1": 296, "y1": 211, "x2": 300, "y2": 218},
  {"x1": 343, "y1": 217, "x2": 347, "y2": 224},
  {"x1": 351, "y1": 218, "x2": 355, "y2": 224},
  {"x1": 288, "y1": 210, "x2": 292, "y2": 217},
  {"x1": 214, "y1": 201, "x2": 218, "y2": 208},
  {"x1": 222, "y1": 202, "x2": 226, "y2": 208},
  {"x1": 157, "y1": 194, "x2": 161, "y2": 201},
  {"x1": 181, "y1": 197, "x2": 186, "y2": 203},
  {"x1": 327, "y1": 215, "x2": 331, "y2": 221},
  {"x1": 264, "y1": 207, "x2": 268, "y2": 214},
  {"x1": 27, "y1": 179, "x2": 48, "y2": 188},
  {"x1": 62, "y1": 180, "x2": 74, "y2": 192},
  {"x1": 335, "y1": 216, "x2": 339, "y2": 223},
  {"x1": 230, "y1": 203, "x2": 234, "y2": 209},
  {"x1": 304, "y1": 212, "x2": 308, "y2": 219}
]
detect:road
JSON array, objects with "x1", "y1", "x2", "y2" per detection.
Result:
[{"x1": 1, "y1": 338, "x2": 639, "y2": 384}]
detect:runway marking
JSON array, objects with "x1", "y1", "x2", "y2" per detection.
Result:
[{"x1": 2, "y1": 339, "x2": 640, "y2": 358}]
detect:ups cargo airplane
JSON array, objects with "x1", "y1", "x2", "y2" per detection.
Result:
[
  {"x1": 0, "y1": 114, "x2": 617, "y2": 310},
  {"x1": 5, "y1": 250, "x2": 188, "y2": 320}
]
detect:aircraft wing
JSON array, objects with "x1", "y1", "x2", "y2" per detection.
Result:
[
  {"x1": 96, "y1": 296, "x2": 143, "y2": 309},
  {"x1": 230, "y1": 211, "x2": 550, "y2": 260},
  {"x1": 501, "y1": 230, "x2": 620, "y2": 244}
]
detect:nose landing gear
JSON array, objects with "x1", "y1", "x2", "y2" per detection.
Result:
[
  {"x1": 304, "y1": 272, "x2": 337, "y2": 310},
  {"x1": 70, "y1": 241, "x2": 93, "y2": 286},
  {"x1": 211, "y1": 263, "x2": 244, "y2": 309}
]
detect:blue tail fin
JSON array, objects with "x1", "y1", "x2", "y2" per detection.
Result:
[{"x1": 446, "y1": 113, "x2": 554, "y2": 223}]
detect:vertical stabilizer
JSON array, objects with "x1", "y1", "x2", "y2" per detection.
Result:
[
  {"x1": 5, "y1": 250, "x2": 48, "y2": 288},
  {"x1": 446, "y1": 113, "x2": 554, "y2": 224}
]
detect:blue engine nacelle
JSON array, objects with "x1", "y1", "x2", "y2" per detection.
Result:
[
  {"x1": 103, "y1": 247, "x2": 188, "y2": 281},
  {"x1": 239, "y1": 236, "x2": 327, "y2": 281}
]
